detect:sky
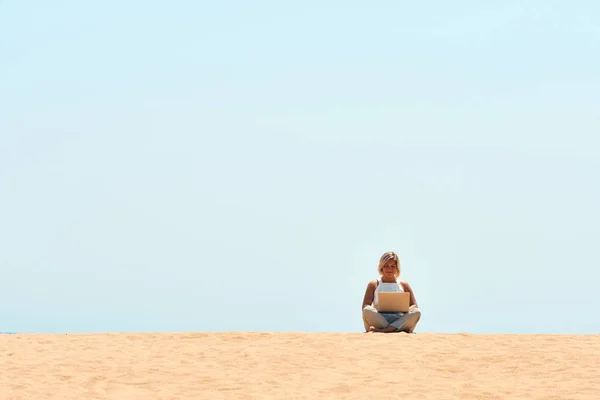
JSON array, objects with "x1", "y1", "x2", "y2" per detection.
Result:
[{"x1": 1, "y1": 1, "x2": 599, "y2": 334}]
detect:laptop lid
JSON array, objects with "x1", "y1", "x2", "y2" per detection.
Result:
[{"x1": 377, "y1": 292, "x2": 410, "y2": 313}]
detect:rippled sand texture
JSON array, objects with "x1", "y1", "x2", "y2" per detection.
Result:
[{"x1": 2, "y1": 332, "x2": 599, "y2": 399}]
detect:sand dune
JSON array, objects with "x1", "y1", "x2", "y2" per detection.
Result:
[{"x1": 1, "y1": 332, "x2": 598, "y2": 399}]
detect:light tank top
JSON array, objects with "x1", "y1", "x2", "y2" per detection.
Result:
[{"x1": 373, "y1": 277, "x2": 404, "y2": 309}]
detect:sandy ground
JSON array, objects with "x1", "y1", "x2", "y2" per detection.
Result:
[{"x1": 1, "y1": 332, "x2": 599, "y2": 399}]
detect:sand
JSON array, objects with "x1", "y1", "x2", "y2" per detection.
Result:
[{"x1": 1, "y1": 332, "x2": 598, "y2": 399}]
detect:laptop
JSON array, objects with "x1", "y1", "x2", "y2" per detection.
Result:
[{"x1": 376, "y1": 292, "x2": 411, "y2": 313}]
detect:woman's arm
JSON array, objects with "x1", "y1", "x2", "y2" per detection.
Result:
[
  {"x1": 401, "y1": 281, "x2": 419, "y2": 309},
  {"x1": 361, "y1": 280, "x2": 377, "y2": 309}
]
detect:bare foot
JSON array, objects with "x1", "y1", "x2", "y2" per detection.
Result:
[{"x1": 368, "y1": 326, "x2": 397, "y2": 333}]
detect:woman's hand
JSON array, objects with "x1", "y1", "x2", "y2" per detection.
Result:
[{"x1": 401, "y1": 281, "x2": 419, "y2": 310}]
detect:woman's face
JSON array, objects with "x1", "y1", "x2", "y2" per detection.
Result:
[{"x1": 381, "y1": 259, "x2": 398, "y2": 278}]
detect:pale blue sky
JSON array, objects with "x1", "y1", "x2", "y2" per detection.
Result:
[{"x1": 1, "y1": 1, "x2": 599, "y2": 334}]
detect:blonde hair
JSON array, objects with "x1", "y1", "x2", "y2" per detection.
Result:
[{"x1": 377, "y1": 251, "x2": 400, "y2": 277}]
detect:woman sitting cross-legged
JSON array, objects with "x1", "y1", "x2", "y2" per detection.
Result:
[{"x1": 362, "y1": 251, "x2": 421, "y2": 333}]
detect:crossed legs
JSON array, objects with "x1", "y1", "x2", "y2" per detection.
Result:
[{"x1": 362, "y1": 305, "x2": 421, "y2": 333}]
